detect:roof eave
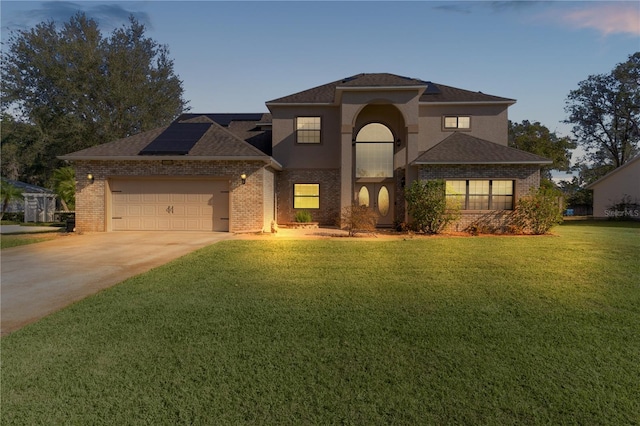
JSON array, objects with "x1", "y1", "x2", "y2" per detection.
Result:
[
  {"x1": 336, "y1": 85, "x2": 428, "y2": 91},
  {"x1": 420, "y1": 100, "x2": 516, "y2": 106},
  {"x1": 58, "y1": 155, "x2": 283, "y2": 170},
  {"x1": 411, "y1": 160, "x2": 553, "y2": 166},
  {"x1": 266, "y1": 102, "x2": 335, "y2": 107}
]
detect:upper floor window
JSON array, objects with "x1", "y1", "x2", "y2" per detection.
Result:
[
  {"x1": 443, "y1": 116, "x2": 471, "y2": 130},
  {"x1": 296, "y1": 117, "x2": 321, "y2": 143}
]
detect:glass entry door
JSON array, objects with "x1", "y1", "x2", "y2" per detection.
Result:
[{"x1": 356, "y1": 183, "x2": 394, "y2": 226}]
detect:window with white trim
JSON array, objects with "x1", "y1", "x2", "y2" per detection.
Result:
[
  {"x1": 446, "y1": 180, "x2": 514, "y2": 210},
  {"x1": 443, "y1": 116, "x2": 471, "y2": 130},
  {"x1": 293, "y1": 184, "x2": 320, "y2": 209},
  {"x1": 296, "y1": 117, "x2": 321, "y2": 143}
]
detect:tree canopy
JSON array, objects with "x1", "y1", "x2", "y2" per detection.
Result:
[
  {"x1": 564, "y1": 52, "x2": 639, "y2": 178},
  {"x1": 508, "y1": 120, "x2": 576, "y2": 181},
  {"x1": 1, "y1": 13, "x2": 189, "y2": 186}
]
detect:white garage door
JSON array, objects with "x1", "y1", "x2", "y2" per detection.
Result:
[{"x1": 110, "y1": 179, "x2": 229, "y2": 231}]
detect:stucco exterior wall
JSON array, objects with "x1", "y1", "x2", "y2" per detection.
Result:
[
  {"x1": 271, "y1": 106, "x2": 341, "y2": 169},
  {"x1": 590, "y1": 158, "x2": 640, "y2": 218},
  {"x1": 74, "y1": 160, "x2": 269, "y2": 233},
  {"x1": 418, "y1": 104, "x2": 510, "y2": 153},
  {"x1": 276, "y1": 168, "x2": 341, "y2": 226}
]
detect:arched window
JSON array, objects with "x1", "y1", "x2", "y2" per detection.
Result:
[{"x1": 355, "y1": 123, "x2": 394, "y2": 178}]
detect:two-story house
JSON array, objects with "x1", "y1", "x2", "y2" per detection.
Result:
[{"x1": 61, "y1": 73, "x2": 551, "y2": 233}]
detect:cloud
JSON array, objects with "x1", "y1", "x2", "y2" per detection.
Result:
[
  {"x1": 432, "y1": 4, "x2": 472, "y2": 15},
  {"x1": 557, "y1": 2, "x2": 640, "y2": 37},
  {"x1": 433, "y1": 1, "x2": 543, "y2": 16},
  {"x1": 489, "y1": 1, "x2": 543, "y2": 13},
  {"x1": 2, "y1": 1, "x2": 152, "y2": 34}
]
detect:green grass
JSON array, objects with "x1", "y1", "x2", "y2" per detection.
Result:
[
  {"x1": 2, "y1": 222, "x2": 639, "y2": 424},
  {"x1": 1, "y1": 233, "x2": 61, "y2": 249}
]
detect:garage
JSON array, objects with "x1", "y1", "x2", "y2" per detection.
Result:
[{"x1": 110, "y1": 178, "x2": 229, "y2": 231}]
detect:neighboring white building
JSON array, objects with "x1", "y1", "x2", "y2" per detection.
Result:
[
  {"x1": 1, "y1": 179, "x2": 57, "y2": 222},
  {"x1": 587, "y1": 155, "x2": 640, "y2": 219}
]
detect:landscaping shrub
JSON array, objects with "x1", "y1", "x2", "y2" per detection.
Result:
[
  {"x1": 1, "y1": 211, "x2": 24, "y2": 223},
  {"x1": 294, "y1": 210, "x2": 313, "y2": 223},
  {"x1": 405, "y1": 179, "x2": 460, "y2": 234},
  {"x1": 340, "y1": 204, "x2": 378, "y2": 236},
  {"x1": 514, "y1": 186, "x2": 564, "y2": 234}
]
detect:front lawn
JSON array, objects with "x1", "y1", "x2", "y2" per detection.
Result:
[
  {"x1": 1, "y1": 232, "x2": 62, "y2": 249},
  {"x1": 2, "y1": 222, "x2": 639, "y2": 424}
]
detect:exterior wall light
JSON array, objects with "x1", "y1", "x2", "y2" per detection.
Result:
[
  {"x1": 240, "y1": 173, "x2": 247, "y2": 185},
  {"x1": 87, "y1": 173, "x2": 95, "y2": 183}
]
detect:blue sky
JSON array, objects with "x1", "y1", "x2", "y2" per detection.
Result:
[{"x1": 2, "y1": 1, "x2": 639, "y2": 162}]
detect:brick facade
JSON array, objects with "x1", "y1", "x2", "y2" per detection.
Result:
[
  {"x1": 74, "y1": 160, "x2": 271, "y2": 233},
  {"x1": 276, "y1": 169, "x2": 341, "y2": 226},
  {"x1": 418, "y1": 164, "x2": 541, "y2": 232}
]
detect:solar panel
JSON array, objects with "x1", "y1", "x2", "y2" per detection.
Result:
[
  {"x1": 176, "y1": 113, "x2": 264, "y2": 127},
  {"x1": 139, "y1": 123, "x2": 211, "y2": 155},
  {"x1": 423, "y1": 82, "x2": 442, "y2": 95},
  {"x1": 209, "y1": 114, "x2": 265, "y2": 127}
]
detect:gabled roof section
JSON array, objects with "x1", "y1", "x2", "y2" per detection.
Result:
[
  {"x1": 139, "y1": 122, "x2": 212, "y2": 155},
  {"x1": 59, "y1": 115, "x2": 279, "y2": 168},
  {"x1": 59, "y1": 127, "x2": 168, "y2": 158},
  {"x1": 267, "y1": 73, "x2": 428, "y2": 105},
  {"x1": 266, "y1": 73, "x2": 514, "y2": 105},
  {"x1": 188, "y1": 122, "x2": 270, "y2": 157},
  {"x1": 338, "y1": 73, "x2": 428, "y2": 88},
  {"x1": 586, "y1": 154, "x2": 640, "y2": 189},
  {"x1": 412, "y1": 132, "x2": 552, "y2": 165}
]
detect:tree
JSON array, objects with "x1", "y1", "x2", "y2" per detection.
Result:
[
  {"x1": 0, "y1": 114, "x2": 48, "y2": 185},
  {"x1": 565, "y1": 52, "x2": 640, "y2": 178},
  {"x1": 557, "y1": 176, "x2": 592, "y2": 208},
  {"x1": 52, "y1": 166, "x2": 76, "y2": 211},
  {"x1": 0, "y1": 180, "x2": 23, "y2": 220},
  {"x1": 508, "y1": 120, "x2": 576, "y2": 181},
  {"x1": 1, "y1": 13, "x2": 188, "y2": 186}
]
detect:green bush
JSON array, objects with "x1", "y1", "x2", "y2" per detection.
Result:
[
  {"x1": 1, "y1": 211, "x2": 24, "y2": 223},
  {"x1": 514, "y1": 186, "x2": 564, "y2": 234},
  {"x1": 294, "y1": 210, "x2": 313, "y2": 223},
  {"x1": 340, "y1": 204, "x2": 378, "y2": 236},
  {"x1": 405, "y1": 179, "x2": 460, "y2": 234}
]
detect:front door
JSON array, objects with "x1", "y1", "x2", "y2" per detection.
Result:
[{"x1": 356, "y1": 182, "x2": 394, "y2": 227}]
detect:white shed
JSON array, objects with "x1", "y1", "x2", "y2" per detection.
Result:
[
  {"x1": 2, "y1": 179, "x2": 57, "y2": 222},
  {"x1": 586, "y1": 155, "x2": 640, "y2": 219}
]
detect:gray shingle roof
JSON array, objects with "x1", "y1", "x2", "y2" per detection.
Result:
[
  {"x1": 419, "y1": 83, "x2": 515, "y2": 103},
  {"x1": 412, "y1": 132, "x2": 552, "y2": 165},
  {"x1": 267, "y1": 73, "x2": 514, "y2": 105},
  {"x1": 59, "y1": 115, "x2": 273, "y2": 160},
  {"x1": 59, "y1": 127, "x2": 168, "y2": 158},
  {"x1": 1, "y1": 178, "x2": 54, "y2": 194}
]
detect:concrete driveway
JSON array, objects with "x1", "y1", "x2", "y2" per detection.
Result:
[{"x1": 1, "y1": 231, "x2": 233, "y2": 336}]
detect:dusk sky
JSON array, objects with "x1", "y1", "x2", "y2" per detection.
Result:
[{"x1": 2, "y1": 1, "x2": 639, "y2": 173}]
